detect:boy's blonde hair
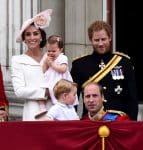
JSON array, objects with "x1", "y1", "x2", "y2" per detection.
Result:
[{"x1": 53, "y1": 79, "x2": 77, "y2": 99}]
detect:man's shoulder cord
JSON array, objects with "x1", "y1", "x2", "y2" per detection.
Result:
[
  {"x1": 107, "y1": 110, "x2": 126, "y2": 116},
  {"x1": 82, "y1": 54, "x2": 122, "y2": 88}
]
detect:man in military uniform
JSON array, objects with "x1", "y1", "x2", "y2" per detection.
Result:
[
  {"x1": 71, "y1": 20, "x2": 138, "y2": 120},
  {"x1": 82, "y1": 82, "x2": 129, "y2": 121},
  {"x1": 0, "y1": 65, "x2": 9, "y2": 121}
]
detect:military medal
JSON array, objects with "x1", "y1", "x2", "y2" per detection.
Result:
[
  {"x1": 119, "y1": 67, "x2": 124, "y2": 79},
  {"x1": 111, "y1": 70, "x2": 117, "y2": 80},
  {"x1": 111, "y1": 66, "x2": 124, "y2": 80},
  {"x1": 99, "y1": 59, "x2": 105, "y2": 69}
]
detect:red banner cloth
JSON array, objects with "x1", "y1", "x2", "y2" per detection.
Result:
[{"x1": 0, "y1": 120, "x2": 143, "y2": 150}]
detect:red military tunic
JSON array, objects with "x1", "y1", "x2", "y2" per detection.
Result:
[
  {"x1": 0, "y1": 65, "x2": 8, "y2": 113},
  {"x1": 82, "y1": 110, "x2": 129, "y2": 121}
]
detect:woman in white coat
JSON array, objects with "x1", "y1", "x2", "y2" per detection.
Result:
[{"x1": 11, "y1": 9, "x2": 52, "y2": 121}]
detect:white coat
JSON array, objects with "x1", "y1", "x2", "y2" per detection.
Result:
[{"x1": 11, "y1": 54, "x2": 52, "y2": 121}]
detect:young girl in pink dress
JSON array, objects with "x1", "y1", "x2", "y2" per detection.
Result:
[{"x1": 36, "y1": 35, "x2": 78, "y2": 118}]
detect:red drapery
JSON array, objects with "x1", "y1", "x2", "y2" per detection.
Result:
[{"x1": 0, "y1": 120, "x2": 143, "y2": 150}]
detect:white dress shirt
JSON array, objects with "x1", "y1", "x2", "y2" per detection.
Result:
[{"x1": 47, "y1": 102, "x2": 79, "y2": 120}]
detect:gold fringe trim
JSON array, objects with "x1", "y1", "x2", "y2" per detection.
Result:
[{"x1": 82, "y1": 55, "x2": 122, "y2": 88}]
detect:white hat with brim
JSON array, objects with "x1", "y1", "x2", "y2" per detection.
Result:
[{"x1": 16, "y1": 9, "x2": 52, "y2": 43}]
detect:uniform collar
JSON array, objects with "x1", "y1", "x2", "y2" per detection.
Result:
[
  {"x1": 92, "y1": 50, "x2": 112, "y2": 59},
  {"x1": 88, "y1": 107, "x2": 106, "y2": 121}
]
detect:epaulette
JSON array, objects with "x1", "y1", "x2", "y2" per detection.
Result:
[
  {"x1": 107, "y1": 110, "x2": 126, "y2": 116},
  {"x1": 113, "y1": 51, "x2": 130, "y2": 59},
  {"x1": 72, "y1": 53, "x2": 89, "y2": 61}
]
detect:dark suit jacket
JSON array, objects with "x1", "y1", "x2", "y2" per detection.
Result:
[{"x1": 71, "y1": 51, "x2": 138, "y2": 120}]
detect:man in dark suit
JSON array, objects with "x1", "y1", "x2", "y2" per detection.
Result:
[
  {"x1": 71, "y1": 20, "x2": 138, "y2": 120},
  {"x1": 82, "y1": 82, "x2": 129, "y2": 121}
]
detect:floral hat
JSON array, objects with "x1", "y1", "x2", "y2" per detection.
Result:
[{"x1": 16, "y1": 9, "x2": 52, "y2": 42}]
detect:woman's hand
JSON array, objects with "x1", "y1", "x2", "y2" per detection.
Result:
[{"x1": 0, "y1": 110, "x2": 8, "y2": 121}]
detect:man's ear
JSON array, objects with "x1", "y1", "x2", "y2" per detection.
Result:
[{"x1": 102, "y1": 95, "x2": 104, "y2": 101}]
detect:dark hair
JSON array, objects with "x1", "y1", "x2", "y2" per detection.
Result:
[
  {"x1": 47, "y1": 35, "x2": 64, "y2": 49},
  {"x1": 88, "y1": 20, "x2": 112, "y2": 41},
  {"x1": 22, "y1": 23, "x2": 46, "y2": 48},
  {"x1": 39, "y1": 28, "x2": 46, "y2": 48}
]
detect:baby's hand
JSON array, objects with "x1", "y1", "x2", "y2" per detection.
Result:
[
  {"x1": 46, "y1": 56, "x2": 53, "y2": 66},
  {"x1": 36, "y1": 115, "x2": 54, "y2": 121}
]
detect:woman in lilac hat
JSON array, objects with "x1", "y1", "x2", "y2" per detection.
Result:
[{"x1": 11, "y1": 9, "x2": 53, "y2": 121}]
